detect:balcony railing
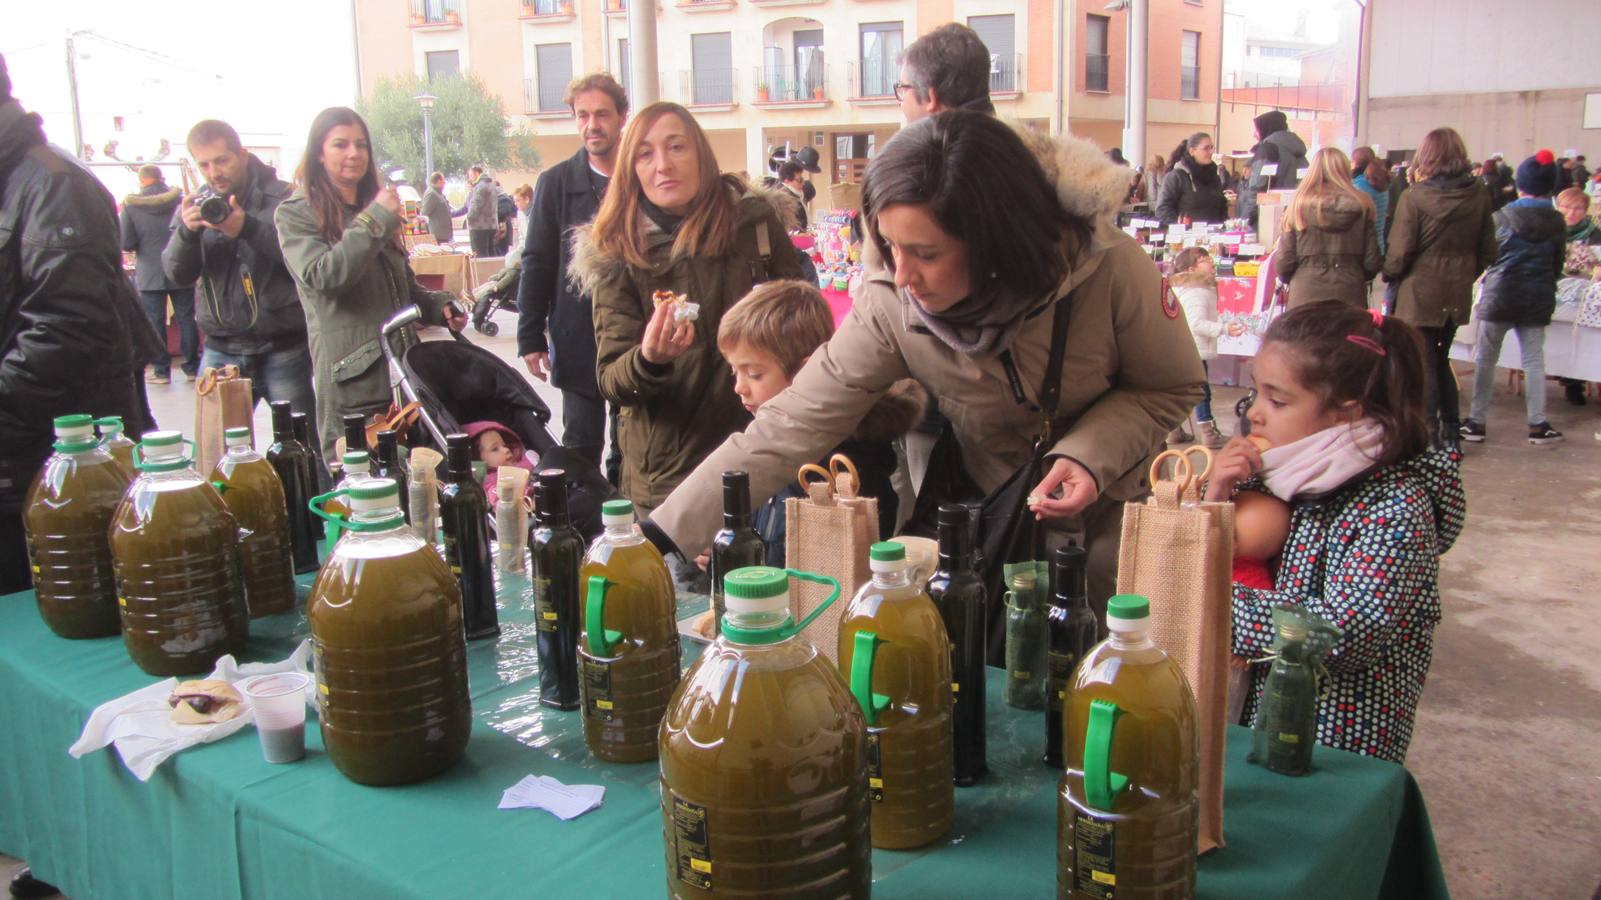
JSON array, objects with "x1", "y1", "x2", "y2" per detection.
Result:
[
  {"x1": 682, "y1": 68, "x2": 736, "y2": 106},
  {"x1": 854, "y1": 56, "x2": 898, "y2": 98},
  {"x1": 518, "y1": 0, "x2": 573, "y2": 17},
  {"x1": 754, "y1": 63, "x2": 827, "y2": 103},
  {"x1": 1181, "y1": 66, "x2": 1200, "y2": 100},
  {"x1": 524, "y1": 76, "x2": 567, "y2": 114},
  {"x1": 1085, "y1": 52, "x2": 1110, "y2": 92},
  {"x1": 989, "y1": 52, "x2": 1022, "y2": 94},
  {"x1": 409, "y1": 0, "x2": 461, "y2": 27}
]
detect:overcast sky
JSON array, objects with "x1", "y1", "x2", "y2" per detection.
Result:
[{"x1": 2, "y1": 0, "x2": 357, "y2": 190}]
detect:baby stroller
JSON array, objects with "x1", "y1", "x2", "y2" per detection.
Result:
[
  {"x1": 469, "y1": 264, "x2": 521, "y2": 337},
  {"x1": 380, "y1": 305, "x2": 614, "y2": 540}
]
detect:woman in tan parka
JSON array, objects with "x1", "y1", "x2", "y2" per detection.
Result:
[{"x1": 651, "y1": 112, "x2": 1204, "y2": 620}]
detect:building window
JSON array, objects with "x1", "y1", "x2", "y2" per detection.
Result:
[
  {"x1": 425, "y1": 50, "x2": 460, "y2": 82},
  {"x1": 1085, "y1": 15, "x2": 1110, "y2": 93},
  {"x1": 617, "y1": 38, "x2": 631, "y2": 99},
  {"x1": 535, "y1": 43, "x2": 573, "y2": 111},
  {"x1": 859, "y1": 22, "x2": 903, "y2": 97},
  {"x1": 968, "y1": 14, "x2": 1016, "y2": 93},
  {"x1": 692, "y1": 32, "x2": 734, "y2": 105},
  {"x1": 1181, "y1": 30, "x2": 1200, "y2": 99}
]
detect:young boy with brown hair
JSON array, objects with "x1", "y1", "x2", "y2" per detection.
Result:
[{"x1": 714, "y1": 280, "x2": 925, "y2": 565}]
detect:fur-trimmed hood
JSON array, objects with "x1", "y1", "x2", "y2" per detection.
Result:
[
  {"x1": 567, "y1": 176, "x2": 798, "y2": 297},
  {"x1": 851, "y1": 378, "x2": 927, "y2": 444},
  {"x1": 123, "y1": 185, "x2": 181, "y2": 208},
  {"x1": 1007, "y1": 122, "x2": 1134, "y2": 224},
  {"x1": 1168, "y1": 269, "x2": 1217, "y2": 288}
]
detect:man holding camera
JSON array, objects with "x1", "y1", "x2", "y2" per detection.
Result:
[{"x1": 162, "y1": 119, "x2": 316, "y2": 433}]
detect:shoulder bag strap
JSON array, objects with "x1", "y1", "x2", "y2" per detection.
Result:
[{"x1": 1037, "y1": 288, "x2": 1074, "y2": 445}]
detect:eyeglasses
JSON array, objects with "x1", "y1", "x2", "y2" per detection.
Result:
[{"x1": 892, "y1": 82, "x2": 916, "y2": 101}]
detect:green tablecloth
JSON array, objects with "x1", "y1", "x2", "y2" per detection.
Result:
[{"x1": 0, "y1": 564, "x2": 1447, "y2": 899}]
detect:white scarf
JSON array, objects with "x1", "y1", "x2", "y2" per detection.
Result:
[{"x1": 1260, "y1": 418, "x2": 1387, "y2": 501}]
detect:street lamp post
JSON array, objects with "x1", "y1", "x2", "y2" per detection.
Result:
[{"x1": 415, "y1": 91, "x2": 438, "y2": 181}]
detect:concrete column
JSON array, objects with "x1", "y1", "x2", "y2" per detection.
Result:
[
  {"x1": 628, "y1": 0, "x2": 660, "y2": 106},
  {"x1": 1121, "y1": 0, "x2": 1149, "y2": 170},
  {"x1": 746, "y1": 128, "x2": 767, "y2": 184}
]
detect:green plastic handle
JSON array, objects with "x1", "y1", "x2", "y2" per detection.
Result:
[
  {"x1": 1083, "y1": 699, "x2": 1131, "y2": 811},
  {"x1": 584, "y1": 575, "x2": 624, "y2": 657},
  {"x1": 849, "y1": 630, "x2": 892, "y2": 726},
  {"x1": 780, "y1": 569, "x2": 843, "y2": 639}
]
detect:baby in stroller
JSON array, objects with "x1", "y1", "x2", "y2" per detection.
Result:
[{"x1": 463, "y1": 420, "x2": 538, "y2": 499}]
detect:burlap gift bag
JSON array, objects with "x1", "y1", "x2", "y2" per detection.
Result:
[
  {"x1": 193, "y1": 365, "x2": 254, "y2": 475},
  {"x1": 1116, "y1": 447, "x2": 1234, "y2": 854},
  {"x1": 786, "y1": 454, "x2": 878, "y2": 666}
]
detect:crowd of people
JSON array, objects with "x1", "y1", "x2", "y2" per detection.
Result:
[{"x1": 3, "y1": 19, "x2": 1599, "y2": 818}]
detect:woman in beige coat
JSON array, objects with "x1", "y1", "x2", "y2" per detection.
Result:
[{"x1": 651, "y1": 112, "x2": 1204, "y2": 621}]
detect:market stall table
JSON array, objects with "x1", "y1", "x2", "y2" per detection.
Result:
[
  {"x1": 0, "y1": 564, "x2": 1446, "y2": 899},
  {"x1": 408, "y1": 252, "x2": 473, "y2": 296}
]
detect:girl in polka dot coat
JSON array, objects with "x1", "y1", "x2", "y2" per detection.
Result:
[{"x1": 1206, "y1": 300, "x2": 1465, "y2": 764}]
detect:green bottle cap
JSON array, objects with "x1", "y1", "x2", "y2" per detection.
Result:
[
  {"x1": 224, "y1": 426, "x2": 251, "y2": 439},
  {"x1": 52, "y1": 414, "x2": 98, "y2": 449},
  {"x1": 722, "y1": 566, "x2": 788, "y2": 601},
  {"x1": 1107, "y1": 594, "x2": 1150, "y2": 621},
  {"x1": 868, "y1": 541, "x2": 905, "y2": 562},
  {"x1": 54, "y1": 414, "x2": 94, "y2": 431},
  {"x1": 342, "y1": 450, "x2": 370, "y2": 468},
  {"x1": 141, "y1": 430, "x2": 183, "y2": 447},
  {"x1": 348, "y1": 478, "x2": 399, "y2": 501},
  {"x1": 601, "y1": 499, "x2": 635, "y2": 522}
]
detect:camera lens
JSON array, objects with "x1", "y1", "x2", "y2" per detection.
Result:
[{"x1": 199, "y1": 195, "x2": 231, "y2": 225}]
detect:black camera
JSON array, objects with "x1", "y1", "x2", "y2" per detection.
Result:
[{"x1": 193, "y1": 188, "x2": 232, "y2": 226}]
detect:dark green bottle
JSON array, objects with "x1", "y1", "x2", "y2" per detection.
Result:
[
  {"x1": 709, "y1": 471, "x2": 767, "y2": 638},
  {"x1": 927, "y1": 503, "x2": 987, "y2": 786},
  {"x1": 439, "y1": 433, "x2": 499, "y2": 640},
  {"x1": 1045, "y1": 544, "x2": 1097, "y2": 769},
  {"x1": 291, "y1": 412, "x2": 326, "y2": 544},
  {"x1": 373, "y1": 430, "x2": 410, "y2": 523},
  {"x1": 530, "y1": 469, "x2": 584, "y2": 709},
  {"x1": 266, "y1": 401, "x2": 318, "y2": 574},
  {"x1": 342, "y1": 413, "x2": 368, "y2": 462},
  {"x1": 1250, "y1": 619, "x2": 1317, "y2": 776}
]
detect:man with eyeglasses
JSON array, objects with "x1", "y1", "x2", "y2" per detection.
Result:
[{"x1": 894, "y1": 23, "x2": 996, "y2": 123}]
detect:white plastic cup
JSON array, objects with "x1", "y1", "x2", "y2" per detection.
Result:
[{"x1": 239, "y1": 672, "x2": 311, "y2": 764}]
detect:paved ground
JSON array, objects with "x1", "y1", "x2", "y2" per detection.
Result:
[{"x1": 6, "y1": 305, "x2": 1600, "y2": 898}]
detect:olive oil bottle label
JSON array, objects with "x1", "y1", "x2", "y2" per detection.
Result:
[
  {"x1": 1048, "y1": 650, "x2": 1077, "y2": 701},
  {"x1": 533, "y1": 577, "x2": 558, "y2": 634},
  {"x1": 443, "y1": 533, "x2": 461, "y2": 574},
  {"x1": 1072, "y1": 812, "x2": 1117, "y2": 899},
  {"x1": 670, "y1": 794, "x2": 713, "y2": 890},
  {"x1": 865, "y1": 731, "x2": 884, "y2": 802},
  {"x1": 582, "y1": 658, "x2": 615, "y2": 722}
]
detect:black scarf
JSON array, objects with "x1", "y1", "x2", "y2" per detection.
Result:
[
  {"x1": 641, "y1": 196, "x2": 683, "y2": 235},
  {"x1": 1186, "y1": 159, "x2": 1221, "y2": 188}
]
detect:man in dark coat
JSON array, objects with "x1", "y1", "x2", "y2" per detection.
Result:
[
  {"x1": 518, "y1": 73, "x2": 627, "y2": 477},
  {"x1": 1237, "y1": 109, "x2": 1308, "y2": 226},
  {"x1": 0, "y1": 53, "x2": 159, "y2": 595},
  {"x1": 162, "y1": 119, "x2": 316, "y2": 436},
  {"x1": 122, "y1": 163, "x2": 198, "y2": 383}
]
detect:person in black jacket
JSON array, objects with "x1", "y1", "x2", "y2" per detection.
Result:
[
  {"x1": 122, "y1": 164, "x2": 198, "y2": 383},
  {"x1": 1156, "y1": 132, "x2": 1230, "y2": 225},
  {"x1": 518, "y1": 73, "x2": 626, "y2": 477},
  {"x1": 162, "y1": 119, "x2": 317, "y2": 437},
  {"x1": 0, "y1": 54, "x2": 159, "y2": 596},
  {"x1": 1462, "y1": 150, "x2": 1569, "y2": 445}
]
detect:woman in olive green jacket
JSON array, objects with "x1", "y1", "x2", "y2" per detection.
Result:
[
  {"x1": 1382, "y1": 127, "x2": 1497, "y2": 439},
  {"x1": 276, "y1": 107, "x2": 464, "y2": 461},
  {"x1": 569, "y1": 102, "x2": 801, "y2": 511},
  {"x1": 1273, "y1": 148, "x2": 1382, "y2": 309}
]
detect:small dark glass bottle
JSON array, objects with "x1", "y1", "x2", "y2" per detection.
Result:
[
  {"x1": 708, "y1": 471, "x2": 767, "y2": 637},
  {"x1": 1044, "y1": 544, "x2": 1099, "y2": 768},
  {"x1": 342, "y1": 413, "x2": 368, "y2": 462},
  {"x1": 927, "y1": 503, "x2": 987, "y2": 786},
  {"x1": 266, "y1": 401, "x2": 318, "y2": 574},
  {"x1": 439, "y1": 433, "x2": 499, "y2": 640},
  {"x1": 1250, "y1": 620, "x2": 1317, "y2": 776},
  {"x1": 372, "y1": 430, "x2": 410, "y2": 523},
  {"x1": 529, "y1": 469, "x2": 584, "y2": 709},
  {"x1": 290, "y1": 412, "x2": 325, "y2": 543}
]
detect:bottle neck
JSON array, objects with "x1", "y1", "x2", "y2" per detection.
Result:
[
  {"x1": 225, "y1": 444, "x2": 261, "y2": 463},
  {"x1": 936, "y1": 521, "x2": 971, "y2": 569},
  {"x1": 602, "y1": 521, "x2": 643, "y2": 545},
  {"x1": 1108, "y1": 626, "x2": 1155, "y2": 651},
  {"x1": 872, "y1": 566, "x2": 912, "y2": 590},
  {"x1": 271, "y1": 407, "x2": 293, "y2": 440},
  {"x1": 347, "y1": 506, "x2": 409, "y2": 533}
]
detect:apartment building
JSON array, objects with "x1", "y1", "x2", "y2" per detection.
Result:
[{"x1": 354, "y1": 0, "x2": 1223, "y2": 186}]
